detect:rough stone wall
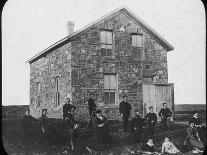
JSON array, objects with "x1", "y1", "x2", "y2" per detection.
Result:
[
  {"x1": 30, "y1": 43, "x2": 72, "y2": 118},
  {"x1": 70, "y1": 11, "x2": 168, "y2": 121},
  {"x1": 29, "y1": 10, "x2": 169, "y2": 120}
]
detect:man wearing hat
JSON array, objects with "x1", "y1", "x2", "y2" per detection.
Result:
[
  {"x1": 131, "y1": 108, "x2": 145, "y2": 143},
  {"x1": 119, "y1": 95, "x2": 132, "y2": 133}
]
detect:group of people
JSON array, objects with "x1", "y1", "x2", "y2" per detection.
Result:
[{"x1": 21, "y1": 94, "x2": 205, "y2": 154}]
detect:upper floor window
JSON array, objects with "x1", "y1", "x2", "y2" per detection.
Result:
[
  {"x1": 131, "y1": 33, "x2": 145, "y2": 60},
  {"x1": 104, "y1": 74, "x2": 117, "y2": 104},
  {"x1": 131, "y1": 33, "x2": 143, "y2": 47},
  {"x1": 100, "y1": 30, "x2": 113, "y2": 57}
]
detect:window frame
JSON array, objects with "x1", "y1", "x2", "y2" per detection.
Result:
[
  {"x1": 130, "y1": 33, "x2": 145, "y2": 61},
  {"x1": 103, "y1": 73, "x2": 118, "y2": 105},
  {"x1": 100, "y1": 29, "x2": 114, "y2": 57}
]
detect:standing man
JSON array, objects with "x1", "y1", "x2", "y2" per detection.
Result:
[
  {"x1": 131, "y1": 108, "x2": 145, "y2": 143},
  {"x1": 158, "y1": 103, "x2": 172, "y2": 129},
  {"x1": 145, "y1": 106, "x2": 157, "y2": 139},
  {"x1": 88, "y1": 93, "x2": 96, "y2": 126},
  {"x1": 22, "y1": 109, "x2": 38, "y2": 147},
  {"x1": 119, "y1": 95, "x2": 132, "y2": 133},
  {"x1": 63, "y1": 98, "x2": 77, "y2": 122}
]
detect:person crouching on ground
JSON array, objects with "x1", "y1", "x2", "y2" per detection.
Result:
[
  {"x1": 131, "y1": 108, "x2": 145, "y2": 143},
  {"x1": 161, "y1": 136, "x2": 180, "y2": 154},
  {"x1": 186, "y1": 121, "x2": 204, "y2": 151},
  {"x1": 93, "y1": 109, "x2": 111, "y2": 144}
]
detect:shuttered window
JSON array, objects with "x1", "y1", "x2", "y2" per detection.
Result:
[
  {"x1": 100, "y1": 31, "x2": 113, "y2": 56},
  {"x1": 104, "y1": 74, "x2": 117, "y2": 104}
]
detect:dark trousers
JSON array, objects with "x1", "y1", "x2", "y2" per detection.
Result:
[
  {"x1": 22, "y1": 130, "x2": 31, "y2": 147},
  {"x1": 132, "y1": 129, "x2": 142, "y2": 143},
  {"x1": 96, "y1": 124, "x2": 111, "y2": 144},
  {"x1": 88, "y1": 108, "x2": 96, "y2": 126},
  {"x1": 147, "y1": 124, "x2": 155, "y2": 139},
  {"x1": 161, "y1": 117, "x2": 169, "y2": 129},
  {"x1": 122, "y1": 114, "x2": 130, "y2": 132}
]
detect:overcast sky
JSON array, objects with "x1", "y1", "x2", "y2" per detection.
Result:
[{"x1": 2, "y1": 0, "x2": 206, "y2": 106}]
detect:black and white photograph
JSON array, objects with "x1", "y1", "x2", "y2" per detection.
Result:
[{"x1": 2, "y1": 0, "x2": 206, "y2": 154}]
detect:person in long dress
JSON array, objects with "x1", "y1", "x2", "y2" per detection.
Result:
[
  {"x1": 161, "y1": 137, "x2": 180, "y2": 154},
  {"x1": 93, "y1": 109, "x2": 111, "y2": 144},
  {"x1": 186, "y1": 121, "x2": 204, "y2": 150}
]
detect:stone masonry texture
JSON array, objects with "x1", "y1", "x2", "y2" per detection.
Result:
[{"x1": 30, "y1": 10, "x2": 169, "y2": 121}]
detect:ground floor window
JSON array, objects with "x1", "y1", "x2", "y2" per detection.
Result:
[{"x1": 104, "y1": 74, "x2": 117, "y2": 104}]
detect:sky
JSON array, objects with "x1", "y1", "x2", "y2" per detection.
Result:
[{"x1": 2, "y1": 0, "x2": 206, "y2": 105}]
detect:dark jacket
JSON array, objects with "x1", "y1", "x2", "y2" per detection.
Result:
[
  {"x1": 142, "y1": 143, "x2": 155, "y2": 152},
  {"x1": 22, "y1": 115, "x2": 38, "y2": 131},
  {"x1": 145, "y1": 112, "x2": 157, "y2": 126},
  {"x1": 131, "y1": 115, "x2": 145, "y2": 132},
  {"x1": 119, "y1": 101, "x2": 132, "y2": 115},
  {"x1": 191, "y1": 117, "x2": 202, "y2": 126},
  {"x1": 63, "y1": 103, "x2": 76, "y2": 117},
  {"x1": 158, "y1": 107, "x2": 172, "y2": 118},
  {"x1": 88, "y1": 98, "x2": 96, "y2": 110},
  {"x1": 40, "y1": 114, "x2": 50, "y2": 134},
  {"x1": 187, "y1": 126, "x2": 198, "y2": 140}
]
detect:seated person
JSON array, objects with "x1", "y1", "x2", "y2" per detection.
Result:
[
  {"x1": 190, "y1": 111, "x2": 205, "y2": 143},
  {"x1": 161, "y1": 137, "x2": 180, "y2": 154},
  {"x1": 186, "y1": 121, "x2": 204, "y2": 150},
  {"x1": 131, "y1": 108, "x2": 145, "y2": 143},
  {"x1": 92, "y1": 109, "x2": 111, "y2": 144},
  {"x1": 142, "y1": 138, "x2": 156, "y2": 153}
]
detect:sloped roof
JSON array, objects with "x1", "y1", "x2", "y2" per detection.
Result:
[{"x1": 27, "y1": 6, "x2": 174, "y2": 64}]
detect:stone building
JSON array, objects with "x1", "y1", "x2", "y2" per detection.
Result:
[{"x1": 27, "y1": 7, "x2": 174, "y2": 121}]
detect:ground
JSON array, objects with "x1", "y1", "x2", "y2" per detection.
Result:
[{"x1": 2, "y1": 117, "x2": 206, "y2": 155}]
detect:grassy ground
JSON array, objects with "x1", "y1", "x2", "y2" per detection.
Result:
[{"x1": 2, "y1": 118, "x2": 206, "y2": 155}]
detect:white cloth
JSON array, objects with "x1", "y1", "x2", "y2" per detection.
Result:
[{"x1": 162, "y1": 141, "x2": 180, "y2": 154}]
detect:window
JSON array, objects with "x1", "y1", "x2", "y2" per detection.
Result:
[
  {"x1": 104, "y1": 74, "x2": 117, "y2": 104},
  {"x1": 131, "y1": 34, "x2": 143, "y2": 47},
  {"x1": 100, "y1": 31, "x2": 113, "y2": 57},
  {"x1": 37, "y1": 82, "x2": 41, "y2": 93},
  {"x1": 55, "y1": 77, "x2": 60, "y2": 106},
  {"x1": 132, "y1": 47, "x2": 143, "y2": 60},
  {"x1": 143, "y1": 76, "x2": 153, "y2": 82},
  {"x1": 131, "y1": 33, "x2": 145, "y2": 60},
  {"x1": 36, "y1": 82, "x2": 41, "y2": 108},
  {"x1": 37, "y1": 96, "x2": 41, "y2": 108}
]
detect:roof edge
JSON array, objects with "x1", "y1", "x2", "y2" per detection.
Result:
[{"x1": 27, "y1": 6, "x2": 174, "y2": 63}]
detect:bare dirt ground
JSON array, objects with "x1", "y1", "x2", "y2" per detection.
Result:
[{"x1": 2, "y1": 118, "x2": 206, "y2": 155}]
